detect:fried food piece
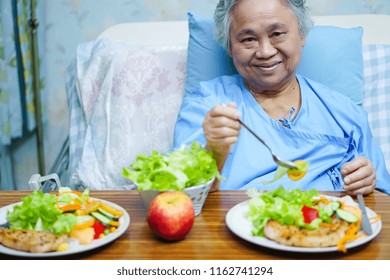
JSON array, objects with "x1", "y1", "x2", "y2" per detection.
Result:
[
  {"x1": 0, "y1": 228, "x2": 68, "y2": 253},
  {"x1": 264, "y1": 218, "x2": 350, "y2": 248}
]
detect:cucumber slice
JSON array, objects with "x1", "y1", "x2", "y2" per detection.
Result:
[
  {"x1": 324, "y1": 201, "x2": 341, "y2": 216},
  {"x1": 336, "y1": 208, "x2": 359, "y2": 223},
  {"x1": 91, "y1": 212, "x2": 112, "y2": 226},
  {"x1": 75, "y1": 215, "x2": 95, "y2": 224},
  {"x1": 97, "y1": 207, "x2": 117, "y2": 220},
  {"x1": 91, "y1": 211, "x2": 120, "y2": 227}
]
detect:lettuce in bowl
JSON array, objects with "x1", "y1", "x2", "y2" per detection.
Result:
[{"x1": 122, "y1": 142, "x2": 221, "y2": 191}]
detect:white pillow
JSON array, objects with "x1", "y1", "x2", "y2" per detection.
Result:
[{"x1": 70, "y1": 39, "x2": 187, "y2": 190}]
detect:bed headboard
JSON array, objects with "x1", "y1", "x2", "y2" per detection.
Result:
[{"x1": 98, "y1": 14, "x2": 390, "y2": 45}]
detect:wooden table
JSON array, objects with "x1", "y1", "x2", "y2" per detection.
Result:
[{"x1": 0, "y1": 190, "x2": 389, "y2": 260}]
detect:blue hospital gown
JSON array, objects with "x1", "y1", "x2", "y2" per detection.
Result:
[{"x1": 173, "y1": 74, "x2": 390, "y2": 195}]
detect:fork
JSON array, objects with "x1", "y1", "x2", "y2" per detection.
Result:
[{"x1": 237, "y1": 119, "x2": 298, "y2": 169}]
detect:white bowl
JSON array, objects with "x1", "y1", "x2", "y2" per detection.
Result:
[{"x1": 138, "y1": 177, "x2": 215, "y2": 216}]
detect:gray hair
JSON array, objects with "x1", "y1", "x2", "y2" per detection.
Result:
[{"x1": 214, "y1": 0, "x2": 314, "y2": 51}]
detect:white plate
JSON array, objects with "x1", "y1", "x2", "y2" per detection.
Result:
[
  {"x1": 0, "y1": 198, "x2": 130, "y2": 257},
  {"x1": 225, "y1": 196, "x2": 382, "y2": 253}
]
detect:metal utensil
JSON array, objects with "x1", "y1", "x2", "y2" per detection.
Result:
[
  {"x1": 28, "y1": 173, "x2": 62, "y2": 192},
  {"x1": 237, "y1": 119, "x2": 298, "y2": 169},
  {"x1": 357, "y1": 193, "x2": 373, "y2": 235},
  {"x1": 0, "y1": 222, "x2": 9, "y2": 228}
]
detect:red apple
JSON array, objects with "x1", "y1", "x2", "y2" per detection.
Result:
[{"x1": 147, "y1": 191, "x2": 195, "y2": 240}]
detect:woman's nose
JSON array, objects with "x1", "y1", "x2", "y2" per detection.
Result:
[{"x1": 254, "y1": 40, "x2": 277, "y2": 58}]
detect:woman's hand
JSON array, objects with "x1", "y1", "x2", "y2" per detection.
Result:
[
  {"x1": 203, "y1": 102, "x2": 241, "y2": 158},
  {"x1": 341, "y1": 156, "x2": 376, "y2": 195},
  {"x1": 203, "y1": 103, "x2": 241, "y2": 191}
]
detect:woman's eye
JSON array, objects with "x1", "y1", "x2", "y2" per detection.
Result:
[
  {"x1": 272, "y1": 32, "x2": 285, "y2": 37},
  {"x1": 242, "y1": 37, "x2": 255, "y2": 43}
]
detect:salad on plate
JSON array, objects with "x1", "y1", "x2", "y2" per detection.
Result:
[
  {"x1": 245, "y1": 186, "x2": 381, "y2": 252},
  {"x1": 0, "y1": 187, "x2": 126, "y2": 254}
]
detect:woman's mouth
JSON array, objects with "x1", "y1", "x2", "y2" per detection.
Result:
[{"x1": 256, "y1": 61, "x2": 282, "y2": 70}]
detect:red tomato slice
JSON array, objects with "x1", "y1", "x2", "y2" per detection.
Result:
[{"x1": 302, "y1": 205, "x2": 319, "y2": 223}]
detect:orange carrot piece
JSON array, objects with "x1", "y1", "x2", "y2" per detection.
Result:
[
  {"x1": 337, "y1": 222, "x2": 360, "y2": 253},
  {"x1": 370, "y1": 214, "x2": 381, "y2": 224},
  {"x1": 58, "y1": 203, "x2": 82, "y2": 212}
]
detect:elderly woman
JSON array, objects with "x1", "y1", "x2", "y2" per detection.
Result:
[{"x1": 173, "y1": 0, "x2": 390, "y2": 195}]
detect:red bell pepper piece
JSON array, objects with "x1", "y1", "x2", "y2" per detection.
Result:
[
  {"x1": 301, "y1": 205, "x2": 319, "y2": 223},
  {"x1": 92, "y1": 220, "x2": 107, "y2": 239}
]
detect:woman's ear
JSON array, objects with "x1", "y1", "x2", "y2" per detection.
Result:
[
  {"x1": 226, "y1": 39, "x2": 233, "y2": 57},
  {"x1": 301, "y1": 36, "x2": 306, "y2": 48}
]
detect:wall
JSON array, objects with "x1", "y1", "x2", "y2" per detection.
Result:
[{"x1": 11, "y1": 0, "x2": 390, "y2": 189}]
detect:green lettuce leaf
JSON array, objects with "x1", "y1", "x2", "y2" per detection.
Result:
[
  {"x1": 52, "y1": 213, "x2": 77, "y2": 235},
  {"x1": 245, "y1": 186, "x2": 328, "y2": 237},
  {"x1": 6, "y1": 190, "x2": 76, "y2": 235},
  {"x1": 123, "y1": 141, "x2": 221, "y2": 191},
  {"x1": 262, "y1": 166, "x2": 288, "y2": 185}
]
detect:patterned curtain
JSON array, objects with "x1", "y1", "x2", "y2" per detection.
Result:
[{"x1": 0, "y1": 0, "x2": 44, "y2": 190}]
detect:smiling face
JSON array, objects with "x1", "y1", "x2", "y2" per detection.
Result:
[{"x1": 229, "y1": 0, "x2": 306, "y2": 93}]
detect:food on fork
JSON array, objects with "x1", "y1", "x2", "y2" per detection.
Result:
[
  {"x1": 263, "y1": 160, "x2": 309, "y2": 184},
  {"x1": 287, "y1": 160, "x2": 309, "y2": 181}
]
